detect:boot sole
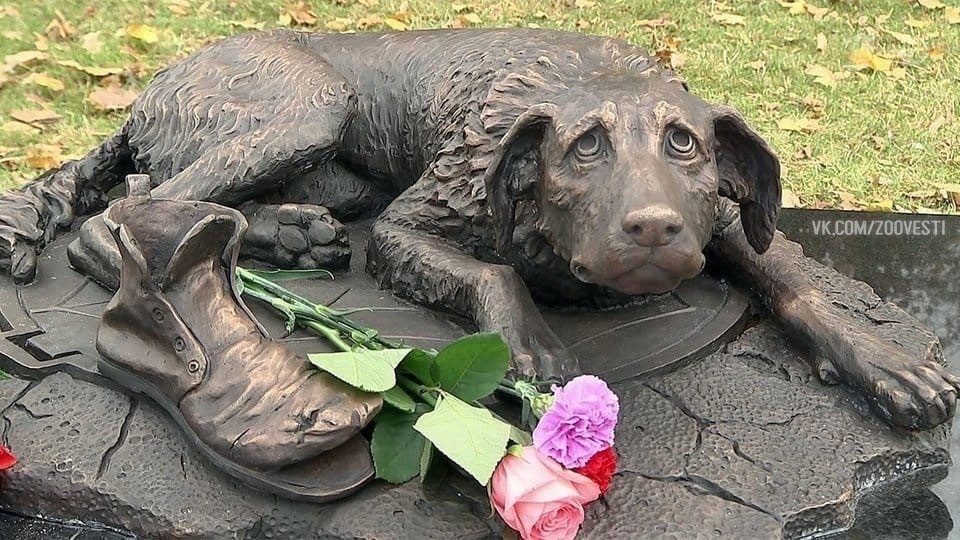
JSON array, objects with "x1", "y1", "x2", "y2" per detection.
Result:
[{"x1": 98, "y1": 356, "x2": 375, "y2": 503}]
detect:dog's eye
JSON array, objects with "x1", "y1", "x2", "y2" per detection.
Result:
[
  {"x1": 574, "y1": 131, "x2": 603, "y2": 160},
  {"x1": 666, "y1": 128, "x2": 697, "y2": 159}
]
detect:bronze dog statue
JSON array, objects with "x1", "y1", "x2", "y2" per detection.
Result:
[{"x1": 0, "y1": 28, "x2": 955, "y2": 430}]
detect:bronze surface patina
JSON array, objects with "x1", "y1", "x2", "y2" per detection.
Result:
[{"x1": 0, "y1": 27, "x2": 955, "y2": 454}]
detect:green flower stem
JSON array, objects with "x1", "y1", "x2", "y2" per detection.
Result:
[
  {"x1": 237, "y1": 267, "x2": 323, "y2": 310},
  {"x1": 237, "y1": 266, "x2": 398, "y2": 350},
  {"x1": 302, "y1": 321, "x2": 352, "y2": 353},
  {"x1": 496, "y1": 382, "x2": 521, "y2": 397},
  {"x1": 398, "y1": 375, "x2": 438, "y2": 407}
]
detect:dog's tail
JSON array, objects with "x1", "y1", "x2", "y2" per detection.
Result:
[{"x1": 0, "y1": 125, "x2": 133, "y2": 281}]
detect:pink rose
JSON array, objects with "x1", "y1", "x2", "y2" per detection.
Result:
[{"x1": 490, "y1": 446, "x2": 601, "y2": 540}]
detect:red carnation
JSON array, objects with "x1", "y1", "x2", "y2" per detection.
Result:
[
  {"x1": 0, "y1": 445, "x2": 16, "y2": 470},
  {"x1": 574, "y1": 446, "x2": 617, "y2": 494}
]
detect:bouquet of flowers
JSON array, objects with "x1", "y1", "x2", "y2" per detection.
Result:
[
  {"x1": 238, "y1": 268, "x2": 619, "y2": 539},
  {"x1": 491, "y1": 376, "x2": 619, "y2": 539}
]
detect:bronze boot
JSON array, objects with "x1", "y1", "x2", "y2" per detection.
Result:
[{"x1": 95, "y1": 175, "x2": 382, "y2": 502}]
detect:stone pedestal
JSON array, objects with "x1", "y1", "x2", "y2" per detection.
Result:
[{"x1": 0, "y1": 229, "x2": 951, "y2": 538}]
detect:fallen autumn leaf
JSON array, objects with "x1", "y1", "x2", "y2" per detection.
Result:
[
  {"x1": 80, "y1": 31, "x2": 103, "y2": 53},
  {"x1": 4, "y1": 50, "x2": 47, "y2": 67},
  {"x1": 946, "y1": 6, "x2": 960, "y2": 24},
  {"x1": 126, "y1": 23, "x2": 160, "y2": 44},
  {"x1": 44, "y1": 10, "x2": 75, "y2": 40},
  {"x1": 781, "y1": 188, "x2": 803, "y2": 208},
  {"x1": 917, "y1": 0, "x2": 945, "y2": 9},
  {"x1": 927, "y1": 45, "x2": 946, "y2": 60},
  {"x1": 865, "y1": 199, "x2": 894, "y2": 212},
  {"x1": 325, "y1": 18, "x2": 353, "y2": 32},
  {"x1": 779, "y1": 0, "x2": 807, "y2": 15},
  {"x1": 804, "y1": 64, "x2": 841, "y2": 87},
  {"x1": 383, "y1": 18, "x2": 407, "y2": 31},
  {"x1": 23, "y1": 73, "x2": 65, "y2": 92},
  {"x1": 286, "y1": 2, "x2": 318, "y2": 25},
  {"x1": 884, "y1": 30, "x2": 918, "y2": 46},
  {"x1": 636, "y1": 17, "x2": 674, "y2": 29},
  {"x1": 9, "y1": 109, "x2": 62, "y2": 126},
  {"x1": 24, "y1": 144, "x2": 63, "y2": 170},
  {"x1": 849, "y1": 46, "x2": 893, "y2": 72},
  {"x1": 778, "y1": 117, "x2": 822, "y2": 133},
  {"x1": 229, "y1": 19, "x2": 265, "y2": 30},
  {"x1": 460, "y1": 13, "x2": 482, "y2": 25},
  {"x1": 87, "y1": 87, "x2": 139, "y2": 111},
  {"x1": 816, "y1": 33, "x2": 827, "y2": 53},
  {"x1": 711, "y1": 12, "x2": 746, "y2": 26},
  {"x1": 57, "y1": 59, "x2": 125, "y2": 77},
  {"x1": 1, "y1": 121, "x2": 40, "y2": 134},
  {"x1": 356, "y1": 15, "x2": 382, "y2": 29}
]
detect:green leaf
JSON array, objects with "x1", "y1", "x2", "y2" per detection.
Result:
[
  {"x1": 432, "y1": 333, "x2": 510, "y2": 402},
  {"x1": 419, "y1": 440, "x2": 434, "y2": 483},
  {"x1": 413, "y1": 392, "x2": 511, "y2": 485},
  {"x1": 380, "y1": 385, "x2": 417, "y2": 413},
  {"x1": 307, "y1": 348, "x2": 413, "y2": 392},
  {"x1": 371, "y1": 405, "x2": 430, "y2": 484},
  {"x1": 240, "y1": 268, "x2": 334, "y2": 281},
  {"x1": 400, "y1": 348, "x2": 437, "y2": 386},
  {"x1": 508, "y1": 425, "x2": 533, "y2": 446}
]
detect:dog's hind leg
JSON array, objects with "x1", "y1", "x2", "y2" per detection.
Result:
[
  {"x1": 278, "y1": 160, "x2": 393, "y2": 221},
  {"x1": 69, "y1": 106, "x2": 355, "y2": 288},
  {"x1": 68, "y1": 49, "x2": 357, "y2": 289}
]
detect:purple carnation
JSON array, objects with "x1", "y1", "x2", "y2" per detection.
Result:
[{"x1": 532, "y1": 375, "x2": 619, "y2": 468}]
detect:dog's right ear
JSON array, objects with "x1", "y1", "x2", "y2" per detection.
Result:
[
  {"x1": 712, "y1": 106, "x2": 781, "y2": 254},
  {"x1": 483, "y1": 103, "x2": 557, "y2": 256}
]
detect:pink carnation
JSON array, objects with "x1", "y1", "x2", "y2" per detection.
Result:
[{"x1": 532, "y1": 375, "x2": 619, "y2": 468}]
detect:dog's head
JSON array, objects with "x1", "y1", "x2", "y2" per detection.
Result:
[{"x1": 484, "y1": 73, "x2": 780, "y2": 295}]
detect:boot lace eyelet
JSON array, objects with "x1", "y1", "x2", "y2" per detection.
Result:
[
  {"x1": 187, "y1": 360, "x2": 200, "y2": 373},
  {"x1": 174, "y1": 337, "x2": 186, "y2": 352},
  {"x1": 152, "y1": 308, "x2": 165, "y2": 322}
]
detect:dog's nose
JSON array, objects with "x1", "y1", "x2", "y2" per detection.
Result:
[{"x1": 622, "y1": 205, "x2": 684, "y2": 247}]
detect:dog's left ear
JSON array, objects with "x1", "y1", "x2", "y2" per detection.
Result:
[
  {"x1": 483, "y1": 103, "x2": 557, "y2": 256},
  {"x1": 713, "y1": 106, "x2": 781, "y2": 253}
]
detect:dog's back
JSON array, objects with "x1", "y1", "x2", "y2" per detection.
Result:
[{"x1": 299, "y1": 29, "x2": 670, "y2": 192}]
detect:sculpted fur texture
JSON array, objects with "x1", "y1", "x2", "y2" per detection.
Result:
[{"x1": 0, "y1": 28, "x2": 956, "y2": 430}]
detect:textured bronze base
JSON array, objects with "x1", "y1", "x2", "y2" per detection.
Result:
[{"x1": 0, "y1": 222, "x2": 952, "y2": 539}]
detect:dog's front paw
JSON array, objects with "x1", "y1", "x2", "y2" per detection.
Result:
[
  {"x1": 486, "y1": 314, "x2": 580, "y2": 383},
  {"x1": 473, "y1": 266, "x2": 581, "y2": 383},
  {"x1": 509, "y1": 330, "x2": 580, "y2": 383},
  {"x1": 827, "y1": 336, "x2": 960, "y2": 430}
]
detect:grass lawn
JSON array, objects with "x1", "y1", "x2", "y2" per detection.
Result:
[{"x1": 0, "y1": 0, "x2": 958, "y2": 212}]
